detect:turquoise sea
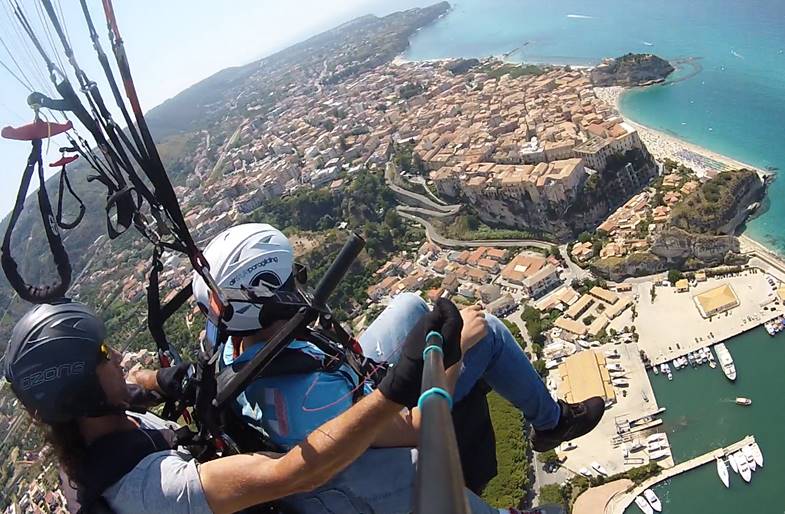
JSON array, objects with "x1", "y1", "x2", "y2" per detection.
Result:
[
  {"x1": 405, "y1": 2, "x2": 785, "y2": 512},
  {"x1": 405, "y1": 0, "x2": 785, "y2": 252}
]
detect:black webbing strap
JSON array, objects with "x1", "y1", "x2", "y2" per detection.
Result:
[
  {"x1": 2, "y1": 140, "x2": 71, "y2": 303},
  {"x1": 56, "y1": 163, "x2": 86, "y2": 229}
]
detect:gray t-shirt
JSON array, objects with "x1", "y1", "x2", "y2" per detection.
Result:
[{"x1": 102, "y1": 412, "x2": 212, "y2": 514}]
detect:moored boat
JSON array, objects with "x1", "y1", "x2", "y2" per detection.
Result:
[
  {"x1": 750, "y1": 442, "x2": 764, "y2": 467},
  {"x1": 742, "y1": 445, "x2": 757, "y2": 471},
  {"x1": 716, "y1": 457, "x2": 730, "y2": 488},
  {"x1": 635, "y1": 495, "x2": 654, "y2": 514},
  {"x1": 643, "y1": 489, "x2": 662, "y2": 512},
  {"x1": 649, "y1": 448, "x2": 671, "y2": 460},
  {"x1": 734, "y1": 451, "x2": 751, "y2": 482},
  {"x1": 729, "y1": 452, "x2": 738, "y2": 473},
  {"x1": 715, "y1": 343, "x2": 736, "y2": 381}
]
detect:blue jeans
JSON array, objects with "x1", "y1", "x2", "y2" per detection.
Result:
[
  {"x1": 281, "y1": 293, "x2": 559, "y2": 513},
  {"x1": 359, "y1": 293, "x2": 560, "y2": 430}
]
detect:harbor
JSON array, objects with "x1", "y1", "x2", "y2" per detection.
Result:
[
  {"x1": 629, "y1": 269, "x2": 785, "y2": 368},
  {"x1": 609, "y1": 435, "x2": 757, "y2": 513},
  {"x1": 619, "y1": 327, "x2": 782, "y2": 513}
]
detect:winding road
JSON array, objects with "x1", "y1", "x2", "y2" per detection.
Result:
[
  {"x1": 396, "y1": 207, "x2": 553, "y2": 249},
  {"x1": 385, "y1": 161, "x2": 558, "y2": 251}
]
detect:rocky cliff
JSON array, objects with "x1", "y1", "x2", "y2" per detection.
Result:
[
  {"x1": 592, "y1": 227, "x2": 744, "y2": 281},
  {"x1": 590, "y1": 53, "x2": 674, "y2": 87},
  {"x1": 649, "y1": 227, "x2": 740, "y2": 262}
]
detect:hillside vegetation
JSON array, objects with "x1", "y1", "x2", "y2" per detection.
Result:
[{"x1": 669, "y1": 169, "x2": 762, "y2": 234}]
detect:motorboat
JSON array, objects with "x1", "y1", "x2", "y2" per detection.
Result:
[
  {"x1": 736, "y1": 397, "x2": 752, "y2": 406},
  {"x1": 667, "y1": 370, "x2": 673, "y2": 381},
  {"x1": 591, "y1": 461, "x2": 608, "y2": 476},
  {"x1": 630, "y1": 441, "x2": 645, "y2": 453},
  {"x1": 649, "y1": 448, "x2": 671, "y2": 461},
  {"x1": 605, "y1": 349, "x2": 620, "y2": 358},
  {"x1": 579, "y1": 467, "x2": 592, "y2": 477},
  {"x1": 714, "y1": 343, "x2": 737, "y2": 381},
  {"x1": 659, "y1": 363, "x2": 668, "y2": 373},
  {"x1": 708, "y1": 349, "x2": 717, "y2": 368},
  {"x1": 643, "y1": 489, "x2": 662, "y2": 512},
  {"x1": 716, "y1": 457, "x2": 730, "y2": 488},
  {"x1": 729, "y1": 452, "x2": 738, "y2": 473},
  {"x1": 652, "y1": 365, "x2": 659, "y2": 375},
  {"x1": 742, "y1": 445, "x2": 757, "y2": 471},
  {"x1": 635, "y1": 495, "x2": 654, "y2": 514},
  {"x1": 750, "y1": 442, "x2": 764, "y2": 467},
  {"x1": 734, "y1": 451, "x2": 751, "y2": 482}
]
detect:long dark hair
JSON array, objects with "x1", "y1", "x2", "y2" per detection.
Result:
[{"x1": 42, "y1": 419, "x2": 88, "y2": 488}]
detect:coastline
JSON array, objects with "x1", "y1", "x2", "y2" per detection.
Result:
[
  {"x1": 594, "y1": 86, "x2": 768, "y2": 177},
  {"x1": 593, "y1": 85, "x2": 785, "y2": 261}
]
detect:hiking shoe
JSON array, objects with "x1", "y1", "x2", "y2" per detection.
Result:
[{"x1": 531, "y1": 397, "x2": 605, "y2": 452}]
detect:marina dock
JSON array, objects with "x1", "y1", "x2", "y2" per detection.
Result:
[{"x1": 607, "y1": 435, "x2": 757, "y2": 514}]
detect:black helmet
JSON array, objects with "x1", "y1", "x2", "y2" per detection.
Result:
[{"x1": 4, "y1": 299, "x2": 114, "y2": 423}]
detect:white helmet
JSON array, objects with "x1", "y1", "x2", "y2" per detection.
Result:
[{"x1": 192, "y1": 223, "x2": 294, "y2": 334}]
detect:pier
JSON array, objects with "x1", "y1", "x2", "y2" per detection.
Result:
[{"x1": 607, "y1": 434, "x2": 756, "y2": 514}]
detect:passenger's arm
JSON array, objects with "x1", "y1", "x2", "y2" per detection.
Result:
[
  {"x1": 199, "y1": 389, "x2": 403, "y2": 514},
  {"x1": 201, "y1": 297, "x2": 464, "y2": 513}
]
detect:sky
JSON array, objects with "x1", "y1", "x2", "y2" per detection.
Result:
[{"x1": 0, "y1": 0, "x2": 433, "y2": 217}]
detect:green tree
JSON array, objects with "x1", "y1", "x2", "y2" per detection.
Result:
[
  {"x1": 627, "y1": 463, "x2": 661, "y2": 484},
  {"x1": 537, "y1": 449, "x2": 560, "y2": 466},
  {"x1": 549, "y1": 245, "x2": 560, "y2": 259},
  {"x1": 531, "y1": 342, "x2": 543, "y2": 358},
  {"x1": 481, "y1": 393, "x2": 529, "y2": 507},
  {"x1": 667, "y1": 269, "x2": 684, "y2": 284},
  {"x1": 539, "y1": 484, "x2": 565, "y2": 506},
  {"x1": 502, "y1": 319, "x2": 527, "y2": 350},
  {"x1": 577, "y1": 231, "x2": 592, "y2": 244},
  {"x1": 533, "y1": 359, "x2": 548, "y2": 376}
]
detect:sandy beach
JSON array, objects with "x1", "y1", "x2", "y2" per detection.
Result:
[{"x1": 594, "y1": 86, "x2": 767, "y2": 178}]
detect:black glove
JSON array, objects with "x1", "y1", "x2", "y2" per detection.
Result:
[
  {"x1": 156, "y1": 361, "x2": 194, "y2": 401},
  {"x1": 378, "y1": 298, "x2": 463, "y2": 408}
]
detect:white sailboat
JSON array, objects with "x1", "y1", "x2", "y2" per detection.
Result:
[
  {"x1": 750, "y1": 442, "x2": 764, "y2": 467},
  {"x1": 635, "y1": 495, "x2": 654, "y2": 514},
  {"x1": 716, "y1": 457, "x2": 730, "y2": 488},
  {"x1": 742, "y1": 445, "x2": 757, "y2": 471},
  {"x1": 643, "y1": 489, "x2": 662, "y2": 512},
  {"x1": 734, "y1": 451, "x2": 751, "y2": 483},
  {"x1": 714, "y1": 343, "x2": 737, "y2": 381}
]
